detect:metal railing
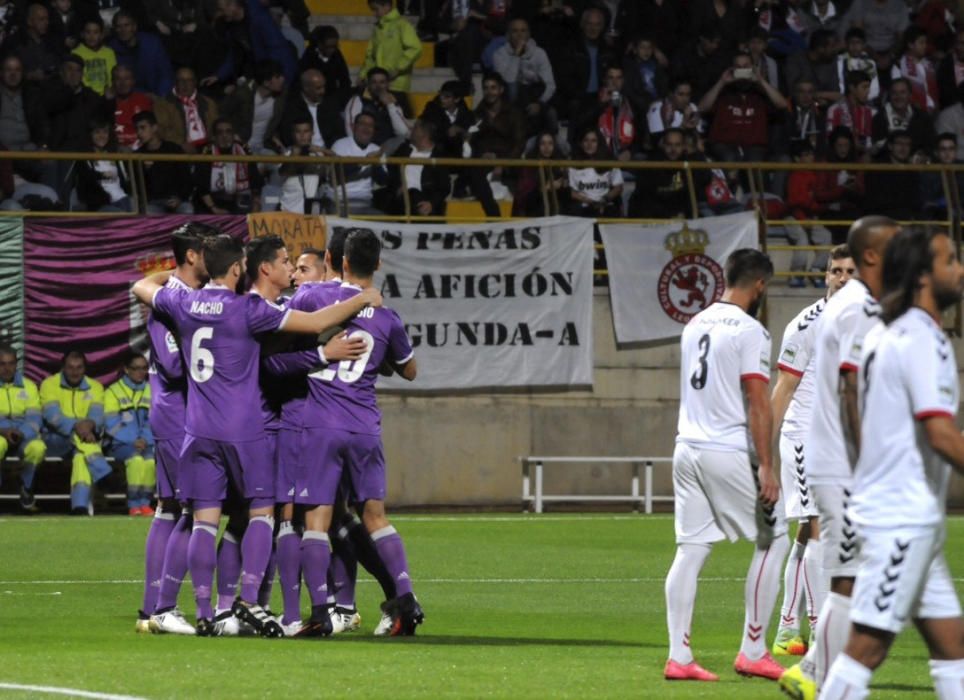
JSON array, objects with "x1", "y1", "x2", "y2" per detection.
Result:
[{"x1": 519, "y1": 456, "x2": 673, "y2": 514}]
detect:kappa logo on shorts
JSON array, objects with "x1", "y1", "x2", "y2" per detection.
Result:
[{"x1": 874, "y1": 539, "x2": 910, "y2": 612}]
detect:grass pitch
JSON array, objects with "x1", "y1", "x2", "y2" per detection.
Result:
[{"x1": 0, "y1": 514, "x2": 957, "y2": 699}]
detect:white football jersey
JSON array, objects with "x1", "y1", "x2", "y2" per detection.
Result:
[
  {"x1": 677, "y1": 301, "x2": 772, "y2": 453},
  {"x1": 806, "y1": 279, "x2": 880, "y2": 483},
  {"x1": 851, "y1": 308, "x2": 957, "y2": 527},
  {"x1": 777, "y1": 298, "x2": 826, "y2": 439}
]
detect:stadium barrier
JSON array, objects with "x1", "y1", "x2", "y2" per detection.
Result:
[
  {"x1": 0, "y1": 456, "x2": 125, "y2": 502},
  {"x1": 520, "y1": 456, "x2": 674, "y2": 514}
]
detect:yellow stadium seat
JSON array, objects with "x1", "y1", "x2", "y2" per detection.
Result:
[
  {"x1": 445, "y1": 198, "x2": 514, "y2": 220},
  {"x1": 308, "y1": 0, "x2": 371, "y2": 14},
  {"x1": 340, "y1": 39, "x2": 435, "y2": 69}
]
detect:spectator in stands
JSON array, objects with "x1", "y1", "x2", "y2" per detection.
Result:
[
  {"x1": 5, "y1": 2, "x2": 63, "y2": 83},
  {"x1": 841, "y1": 0, "x2": 909, "y2": 70},
  {"x1": 936, "y1": 82, "x2": 964, "y2": 159},
  {"x1": 784, "y1": 30, "x2": 842, "y2": 109},
  {"x1": 71, "y1": 15, "x2": 114, "y2": 96},
  {"x1": 447, "y1": 0, "x2": 489, "y2": 96},
  {"x1": 646, "y1": 78, "x2": 701, "y2": 139},
  {"x1": 819, "y1": 126, "x2": 865, "y2": 237},
  {"x1": 300, "y1": 25, "x2": 351, "y2": 112},
  {"x1": 377, "y1": 118, "x2": 450, "y2": 216},
  {"x1": 566, "y1": 126, "x2": 623, "y2": 217},
  {"x1": 108, "y1": 64, "x2": 151, "y2": 149},
  {"x1": 332, "y1": 111, "x2": 387, "y2": 215},
  {"x1": 276, "y1": 68, "x2": 345, "y2": 148},
  {"x1": 689, "y1": 0, "x2": 747, "y2": 52},
  {"x1": 784, "y1": 139, "x2": 832, "y2": 286},
  {"x1": 699, "y1": 52, "x2": 788, "y2": 163},
  {"x1": 895, "y1": 26, "x2": 938, "y2": 113},
  {"x1": 799, "y1": 0, "x2": 844, "y2": 37},
  {"x1": 419, "y1": 80, "x2": 474, "y2": 158},
  {"x1": 212, "y1": 0, "x2": 298, "y2": 87},
  {"x1": 864, "y1": 130, "x2": 922, "y2": 219},
  {"x1": 614, "y1": 0, "x2": 685, "y2": 59},
  {"x1": 155, "y1": 66, "x2": 219, "y2": 153},
  {"x1": 0, "y1": 56, "x2": 51, "y2": 177},
  {"x1": 921, "y1": 132, "x2": 964, "y2": 217},
  {"x1": 0, "y1": 342, "x2": 46, "y2": 513},
  {"x1": 826, "y1": 70, "x2": 875, "y2": 155},
  {"x1": 360, "y1": 0, "x2": 423, "y2": 94},
  {"x1": 75, "y1": 118, "x2": 132, "y2": 212},
  {"x1": 493, "y1": 17, "x2": 558, "y2": 137},
  {"x1": 747, "y1": 28, "x2": 780, "y2": 89},
  {"x1": 556, "y1": 7, "x2": 617, "y2": 120},
  {"x1": 221, "y1": 59, "x2": 286, "y2": 154},
  {"x1": 108, "y1": 10, "x2": 175, "y2": 98},
  {"x1": 836, "y1": 27, "x2": 882, "y2": 102},
  {"x1": 937, "y1": 29, "x2": 964, "y2": 110},
  {"x1": 278, "y1": 117, "x2": 332, "y2": 214},
  {"x1": 193, "y1": 118, "x2": 262, "y2": 214},
  {"x1": 512, "y1": 130, "x2": 567, "y2": 217},
  {"x1": 40, "y1": 350, "x2": 111, "y2": 516},
  {"x1": 472, "y1": 71, "x2": 526, "y2": 159},
  {"x1": 269, "y1": 4, "x2": 304, "y2": 59},
  {"x1": 781, "y1": 78, "x2": 825, "y2": 156},
  {"x1": 47, "y1": 55, "x2": 107, "y2": 154},
  {"x1": 629, "y1": 127, "x2": 705, "y2": 218},
  {"x1": 871, "y1": 77, "x2": 936, "y2": 155},
  {"x1": 104, "y1": 352, "x2": 154, "y2": 516},
  {"x1": 344, "y1": 66, "x2": 412, "y2": 151},
  {"x1": 133, "y1": 111, "x2": 193, "y2": 214},
  {"x1": 670, "y1": 23, "x2": 730, "y2": 102},
  {"x1": 622, "y1": 35, "x2": 667, "y2": 123},
  {"x1": 592, "y1": 65, "x2": 641, "y2": 161}
]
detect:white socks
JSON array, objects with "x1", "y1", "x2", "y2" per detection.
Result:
[
  {"x1": 803, "y1": 538, "x2": 826, "y2": 626},
  {"x1": 779, "y1": 540, "x2": 807, "y2": 631},
  {"x1": 814, "y1": 592, "x2": 852, "y2": 687},
  {"x1": 740, "y1": 535, "x2": 790, "y2": 659},
  {"x1": 665, "y1": 543, "x2": 712, "y2": 664},
  {"x1": 931, "y1": 659, "x2": 964, "y2": 699},
  {"x1": 821, "y1": 653, "x2": 871, "y2": 700}
]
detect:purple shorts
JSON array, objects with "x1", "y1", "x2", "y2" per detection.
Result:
[
  {"x1": 179, "y1": 435, "x2": 274, "y2": 505},
  {"x1": 154, "y1": 436, "x2": 184, "y2": 500},
  {"x1": 296, "y1": 428, "x2": 386, "y2": 506},
  {"x1": 275, "y1": 427, "x2": 302, "y2": 503}
]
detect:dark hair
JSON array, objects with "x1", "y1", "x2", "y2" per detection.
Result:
[
  {"x1": 790, "y1": 139, "x2": 815, "y2": 158},
  {"x1": 63, "y1": 54, "x2": 85, "y2": 69},
  {"x1": 245, "y1": 236, "x2": 286, "y2": 284},
  {"x1": 354, "y1": 110, "x2": 377, "y2": 126},
  {"x1": 0, "y1": 342, "x2": 16, "y2": 359},
  {"x1": 697, "y1": 22, "x2": 721, "y2": 41},
  {"x1": 212, "y1": 117, "x2": 233, "y2": 133},
  {"x1": 290, "y1": 116, "x2": 313, "y2": 134},
  {"x1": 112, "y1": 9, "x2": 137, "y2": 26},
  {"x1": 412, "y1": 118, "x2": 437, "y2": 143},
  {"x1": 171, "y1": 222, "x2": 221, "y2": 266},
  {"x1": 61, "y1": 350, "x2": 86, "y2": 366},
  {"x1": 809, "y1": 29, "x2": 835, "y2": 51},
  {"x1": 573, "y1": 127, "x2": 609, "y2": 172},
  {"x1": 367, "y1": 66, "x2": 390, "y2": 81},
  {"x1": 82, "y1": 15, "x2": 105, "y2": 31},
  {"x1": 902, "y1": 26, "x2": 927, "y2": 52},
  {"x1": 203, "y1": 235, "x2": 245, "y2": 280},
  {"x1": 254, "y1": 59, "x2": 284, "y2": 85},
  {"x1": 881, "y1": 228, "x2": 939, "y2": 323},
  {"x1": 661, "y1": 127, "x2": 685, "y2": 143},
  {"x1": 886, "y1": 129, "x2": 912, "y2": 145},
  {"x1": 668, "y1": 77, "x2": 692, "y2": 93},
  {"x1": 845, "y1": 70, "x2": 870, "y2": 91},
  {"x1": 344, "y1": 229, "x2": 381, "y2": 277},
  {"x1": 310, "y1": 25, "x2": 339, "y2": 44},
  {"x1": 827, "y1": 125, "x2": 855, "y2": 156},
  {"x1": 132, "y1": 111, "x2": 157, "y2": 127},
  {"x1": 326, "y1": 228, "x2": 352, "y2": 273},
  {"x1": 830, "y1": 243, "x2": 853, "y2": 260},
  {"x1": 889, "y1": 77, "x2": 912, "y2": 93},
  {"x1": 724, "y1": 249, "x2": 774, "y2": 288},
  {"x1": 525, "y1": 130, "x2": 564, "y2": 159},
  {"x1": 482, "y1": 71, "x2": 506, "y2": 88},
  {"x1": 122, "y1": 350, "x2": 148, "y2": 369},
  {"x1": 300, "y1": 246, "x2": 324, "y2": 258},
  {"x1": 937, "y1": 131, "x2": 958, "y2": 146},
  {"x1": 845, "y1": 27, "x2": 866, "y2": 43},
  {"x1": 439, "y1": 80, "x2": 463, "y2": 98}
]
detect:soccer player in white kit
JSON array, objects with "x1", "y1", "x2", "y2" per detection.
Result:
[
  {"x1": 779, "y1": 216, "x2": 900, "y2": 700},
  {"x1": 771, "y1": 246, "x2": 856, "y2": 657},
  {"x1": 820, "y1": 228, "x2": 964, "y2": 700},
  {"x1": 664, "y1": 249, "x2": 789, "y2": 682}
]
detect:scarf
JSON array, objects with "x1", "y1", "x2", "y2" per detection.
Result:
[
  {"x1": 598, "y1": 102, "x2": 635, "y2": 155},
  {"x1": 175, "y1": 89, "x2": 207, "y2": 146},
  {"x1": 898, "y1": 54, "x2": 937, "y2": 112},
  {"x1": 209, "y1": 142, "x2": 250, "y2": 196}
]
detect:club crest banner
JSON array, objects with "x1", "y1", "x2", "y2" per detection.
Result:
[
  {"x1": 323, "y1": 216, "x2": 595, "y2": 391},
  {"x1": 599, "y1": 211, "x2": 759, "y2": 344}
]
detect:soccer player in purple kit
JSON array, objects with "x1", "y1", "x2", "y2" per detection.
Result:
[
  {"x1": 141, "y1": 222, "x2": 218, "y2": 636},
  {"x1": 132, "y1": 234, "x2": 382, "y2": 637},
  {"x1": 293, "y1": 229, "x2": 422, "y2": 637}
]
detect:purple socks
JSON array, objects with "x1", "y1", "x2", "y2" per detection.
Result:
[
  {"x1": 300, "y1": 531, "x2": 331, "y2": 607},
  {"x1": 154, "y1": 510, "x2": 192, "y2": 612},
  {"x1": 372, "y1": 526, "x2": 413, "y2": 598},
  {"x1": 141, "y1": 511, "x2": 175, "y2": 614},
  {"x1": 277, "y1": 521, "x2": 303, "y2": 624},
  {"x1": 239, "y1": 515, "x2": 274, "y2": 604},
  {"x1": 187, "y1": 521, "x2": 218, "y2": 621}
]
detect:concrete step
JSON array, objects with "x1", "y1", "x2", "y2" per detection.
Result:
[
  {"x1": 308, "y1": 0, "x2": 371, "y2": 14},
  {"x1": 340, "y1": 38, "x2": 435, "y2": 69}
]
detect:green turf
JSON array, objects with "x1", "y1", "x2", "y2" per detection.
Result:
[{"x1": 0, "y1": 514, "x2": 957, "y2": 699}]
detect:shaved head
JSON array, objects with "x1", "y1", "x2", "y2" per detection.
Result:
[{"x1": 847, "y1": 216, "x2": 901, "y2": 271}]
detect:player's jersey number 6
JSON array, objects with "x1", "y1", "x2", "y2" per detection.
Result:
[{"x1": 190, "y1": 327, "x2": 215, "y2": 383}]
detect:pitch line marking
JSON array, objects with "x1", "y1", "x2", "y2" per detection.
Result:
[{"x1": 0, "y1": 682, "x2": 147, "y2": 700}]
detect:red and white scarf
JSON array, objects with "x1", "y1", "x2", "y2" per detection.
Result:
[
  {"x1": 210, "y1": 142, "x2": 250, "y2": 196},
  {"x1": 176, "y1": 89, "x2": 208, "y2": 146},
  {"x1": 898, "y1": 54, "x2": 937, "y2": 112},
  {"x1": 598, "y1": 102, "x2": 635, "y2": 155}
]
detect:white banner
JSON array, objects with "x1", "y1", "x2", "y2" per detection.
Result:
[
  {"x1": 599, "y1": 211, "x2": 759, "y2": 344},
  {"x1": 324, "y1": 216, "x2": 595, "y2": 391}
]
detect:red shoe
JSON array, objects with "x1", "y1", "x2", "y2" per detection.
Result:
[
  {"x1": 139, "y1": 505, "x2": 155, "y2": 516},
  {"x1": 128, "y1": 507, "x2": 141, "y2": 516},
  {"x1": 733, "y1": 651, "x2": 785, "y2": 680},
  {"x1": 664, "y1": 659, "x2": 719, "y2": 681}
]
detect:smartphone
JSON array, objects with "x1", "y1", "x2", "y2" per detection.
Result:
[{"x1": 733, "y1": 68, "x2": 753, "y2": 80}]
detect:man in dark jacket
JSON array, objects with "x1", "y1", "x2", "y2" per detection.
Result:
[
  {"x1": 554, "y1": 6, "x2": 617, "y2": 120},
  {"x1": 133, "y1": 110, "x2": 194, "y2": 213},
  {"x1": 628, "y1": 128, "x2": 707, "y2": 217},
  {"x1": 299, "y1": 25, "x2": 351, "y2": 112},
  {"x1": 0, "y1": 55, "x2": 56, "y2": 189},
  {"x1": 419, "y1": 80, "x2": 475, "y2": 158},
  {"x1": 274, "y1": 68, "x2": 344, "y2": 148},
  {"x1": 46, "y1": 55, "x2": 108, "y2": 152},
  {"x1": 4, "y1": 2, "x2": 63, "y2": 83},
  {"x1": 108, "y1": 10, "x2": 175, "y2": 97},
  {"x1": 220, "y1": 59, "x2": 286, "y2": 153},
  {"x1": 864, "y1": 130, "x2": 922, "y2": 220},
  {"x1": 376, "y1": 119, "x2": 450, "y2": 216}
]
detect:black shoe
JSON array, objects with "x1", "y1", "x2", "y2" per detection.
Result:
[
  {"x1": 19, "y1": 485, "x2": 38, "y2": 513},
  {"x1": 70, "y1": 506, "x2": 89, "y2": 516},
  {"x1": 195, "y1": 618, "x2": 216, "y2": 637},
  {"x1": 231, "y1": 598, "x2": 283, "y2": 638},
  {"x1": 383, "y1": 592, "x2": 424, "y2": 636},
  {"x1": 295, "y1": 605, "x2": 333, "y2": 638}
]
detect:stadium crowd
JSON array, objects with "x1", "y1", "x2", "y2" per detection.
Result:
[{"x1": 0, "y1": 1, "x2": 963, "y2": 238}]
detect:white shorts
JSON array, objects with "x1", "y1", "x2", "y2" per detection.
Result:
[
  {"x1": 811, "y1": 481, "x2": 859, "y2": 578},
  {"x1": 850, "y1": 525, "x2": 961, "y2": 634},
  {"x1": 779, "y1": 434, "x2": 819, "y2": 521},
  {"x1": 672, "y1": 442, "x2": 787, "y2": 545}
]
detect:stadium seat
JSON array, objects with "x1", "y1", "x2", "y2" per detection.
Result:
[
  {"x1": 307, "y1": 0, "x2": 371, "y2": 13},
  {"x1": 445, "y1": 198, "x2": 513, "y2": 220}
]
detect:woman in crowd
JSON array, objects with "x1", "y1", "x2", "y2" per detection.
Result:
[
  {"x1": 566, "y1": 127, "x2": 623, "y2": 217},
  {"x1": 513, "y1": 131, "x2": 568, "y2": 216},
  {"x1": 75, "y1": 119, "x2": 134, "y2": 213}
]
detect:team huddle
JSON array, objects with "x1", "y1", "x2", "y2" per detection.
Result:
[
  {"x1": 131, "y1": 222, "x2": 422, "y2": 638},
  {"x1": 666, "y1": 218, "x2": 964, "y2": 699}
]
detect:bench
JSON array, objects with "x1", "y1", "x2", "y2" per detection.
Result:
[{"x1": 0, "y1": 456, "x2": 128, "y2": 502}]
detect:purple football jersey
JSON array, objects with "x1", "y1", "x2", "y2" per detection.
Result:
[
  {"x1": 249, "y1": 291, "x2": 288, "y2": 433},
  {"x1": 301, "y1": 283, "x2": 413, "y2": 436},
  {"x1": 152, "y1": 283, "x2": 290, "y2": 442},
  {"x1": 147, "y1": 275, "x2": 190, "y2": 441}
]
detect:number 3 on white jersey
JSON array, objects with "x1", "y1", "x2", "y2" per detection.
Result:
[
  {"x1": 311, "y1": 330, "x2": 375, "y2": 384},
  {"x1": 190, "y1": 327, "x2": 215, "y2": 383}
]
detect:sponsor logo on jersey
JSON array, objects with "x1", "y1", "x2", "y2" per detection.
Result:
[{"x1": 657, "y1": 224, "x2": 724, "y2": 323}]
